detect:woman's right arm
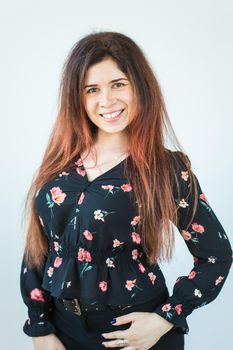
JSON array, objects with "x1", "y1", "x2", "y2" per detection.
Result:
[
  {"x1": 20, "y1": 255, "x2": 66, "y2": 349},
  {"x1": 20, "y1": 254, "x2": 55, "y2": 337}
]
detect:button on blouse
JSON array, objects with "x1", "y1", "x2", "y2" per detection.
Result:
[{"x1": 20, "y1": 150, "x2": 233, "y2": 337}]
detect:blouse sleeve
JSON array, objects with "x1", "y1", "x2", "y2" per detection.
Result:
[
  {"x1": 20, "y1": 254, "x2": 55, "y2": 337},
  {"x1": 153, "y1": 153, "x2": 233, "y2": 335},
  {"x1": 20, "y1": 204, "x2": 55, "y2": 337}
]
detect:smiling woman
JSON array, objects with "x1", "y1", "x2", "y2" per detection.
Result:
[
  {"x1": 20, "y1": 31, "x2": 232, "y2": 350},
  {"x1": 82, "y1": 59, "x2": 135, "y2": 135}
]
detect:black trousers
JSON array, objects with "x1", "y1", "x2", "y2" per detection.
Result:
[{"x1": 51, "y1": 291, "x2": 185, "y2": 350}]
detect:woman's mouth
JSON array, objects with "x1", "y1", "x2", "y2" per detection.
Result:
[{"x1": 99, "y1": 108, "x2": 125, "y2": 122}]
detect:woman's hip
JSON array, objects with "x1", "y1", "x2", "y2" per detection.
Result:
[{"x1": 51, "y1": 290, "x2": 184, "y2": 350}]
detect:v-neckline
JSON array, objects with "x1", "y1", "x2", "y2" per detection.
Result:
[{"x1": 79, "y1": 153, "x2": 130, "y2": 184}]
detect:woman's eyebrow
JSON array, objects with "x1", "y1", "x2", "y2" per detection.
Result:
[{"x1": 84, "y1": 78, "x2": 128, "y2": 88}]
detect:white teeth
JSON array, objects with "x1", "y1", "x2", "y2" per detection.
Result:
[{"x1": 101, "y1": 109, "x2": 123, "y2": 119}]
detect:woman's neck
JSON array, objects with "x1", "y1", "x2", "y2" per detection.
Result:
[{"x1": 94, "y1": 130, "x2": 129, "y2": 155}]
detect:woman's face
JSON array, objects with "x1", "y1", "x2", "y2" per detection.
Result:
[{"x1": 82, "y1": 58, "x2": 136, "y2": 136}]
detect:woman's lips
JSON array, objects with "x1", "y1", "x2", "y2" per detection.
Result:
[{"x1": 100, "y1": 108, "x2": 125, "y2": 122}]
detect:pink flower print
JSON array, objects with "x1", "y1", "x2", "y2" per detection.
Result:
[
  {"x1": 125, "y1": 279, "x2": 137, "y2": 291},
  {"x1": 50, "y1": 187, "x2": 66, "y2": 205},
  {"x1": 192, "y1": 222, "x2": 205, "y2": 233},
  {"x1": 131, "y1": 215, "x2": 141, "y2": 226},
  {"x1": 178, "y1": 198, "x2": 189, "y2": 208},
  {"x1": 54, "y1": 257, "x2": 62, "y2": 268},
  {"x1": 77, "y1": 248, "x2": 92, "y2": 262},
  {"x1": 162, "y1": 303, "x2": 171, "y2": 312},
  {"x1": 77, "y1": 248, "x2": 93, "y2": 278},
  {"x1": 181, "y1": 170, "x2": 189, "y2": 181},
  {"x1": 83, "y1": 230, "x2": 93, "y2": 240},
  {"x1": 113, "y1": 239, "x2": 124, "y2": 248},
  {"x1": 30, "y1": 288, "x2": 45, "y2": 302},
  {"x1": 99, "y1": 281, "x2": 108, "y2": 292},
  {"x1": 77, "y1": 249, "x2": 85, "y2": 261},
  {"x1": 85, "y1": 250, "x2": 92, "y2": 262},
  {"x1": 148, "y1": 272, "x2": 156, "y2": 285},
  {"x1": 47, "y1": 266, "x2": 54, "y2": 277},
  {"x1": 131, "y1": 232, "x2": 141, "y2": 244},
  {"x1": 175, "y1": 304, "x2": 182, "y2": 316},
  {"x1": 94, "y1": 209, "x2": 105, "y2": 222},
  {"x1": 75, "y1": 159, "x2": 86, "y2": 176},
  {"x1": 181, "y1": 230, "x2": 192, "y2": 241},
  {"x1": 132, "y1": 249, "x2": 139, "y2": 260},
  {"x1": 200, "y1": 193, "x2": 209, "y2": 204},
  {"x1": 121, "y1": 183, "x2": 132, "y2": 192},
  {"x1": 59, "y1": 171, "x2": 69, "y2": 177},
  {"x1": 188, "y1": 270, "x2": 196, "y2": 279},
  {"x1": 102, "y1": 185, "x2": 114, "y2": 191},
  {"x1": 76, "y1": 167, "x2": 86, "y2": 177},
  {"x1": 23, "y1": 267, "x2": 27, "y2": 274},
  {"x1": 78, "y1": 192, "x2": 85, "y2": 205},
  {"x1": 215, "y1": 275, "x2": 224, "y2": 285},
  {"x1": 102, "y1": 184, "x2": 123, "y2": 197},
  {"x1": 75, "y1": 158, "x2": 83, "y2": 167},
  {"x1": 38, "y1": 216, "x2": 44, "y2": 227},
  {"x1": 138, "y1": 262, "x2": 146, "y2": 273},
  {"x1": 54, "y1": 241, "x2": 60, "y2": 252}
]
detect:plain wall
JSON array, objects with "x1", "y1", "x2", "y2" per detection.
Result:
[{"x1": 0, "y1": 0, "x2": 232, "y2": 349}]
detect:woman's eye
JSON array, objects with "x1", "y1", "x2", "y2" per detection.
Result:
[
  {"x1": 86, "y1": 88, "x2": 97, "y2": 94},
  {"x1": 86, "y1": 83, "x2": 125, "y2": 94},
  {"x1": 114, "y1": 82, "x2": 125, "y2": 88}
]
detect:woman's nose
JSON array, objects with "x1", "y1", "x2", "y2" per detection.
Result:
[{"x1": 98, "y1": 89, "x2": 117, "y2": 107}]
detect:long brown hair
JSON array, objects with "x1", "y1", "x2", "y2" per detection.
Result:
[{"x1": 22, "y1": 31, "x2": 198, "y2": 269}]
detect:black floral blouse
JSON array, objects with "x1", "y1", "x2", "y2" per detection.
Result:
[{"x1": 20, "y1": 150, "x2": 232, "y2": 337}]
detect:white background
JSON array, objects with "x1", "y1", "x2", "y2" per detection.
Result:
[{"x1": 0, "y1": 0, "x2": 232, "y2": 349}]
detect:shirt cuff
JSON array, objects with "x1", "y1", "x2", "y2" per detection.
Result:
[
  {"x1": 23, "y1": 299, "x2": 55, "y2": 337},
  {"x1": 153, "y1": 295, "x2": 190, "y2": 335}
]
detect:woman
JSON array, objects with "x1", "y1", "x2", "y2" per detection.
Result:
[{"x1": 20, "y1": 31, "x2": 232, "y2": 350}]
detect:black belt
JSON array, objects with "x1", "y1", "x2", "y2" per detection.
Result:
[{"x1": 57, "y1": 297, "x2": 133, "y2": 316}]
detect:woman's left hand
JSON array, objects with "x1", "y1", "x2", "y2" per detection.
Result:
[{"x1": 101, "y1": 311, "x2": 174, "y2": 349}]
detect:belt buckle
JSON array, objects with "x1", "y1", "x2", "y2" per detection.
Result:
[
  {"x1": 73, "y1": 298, "x2": 82, "y2": 315},
  {"x1": 62, "y1": 298, "x2": 82, "y2": 316}
]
